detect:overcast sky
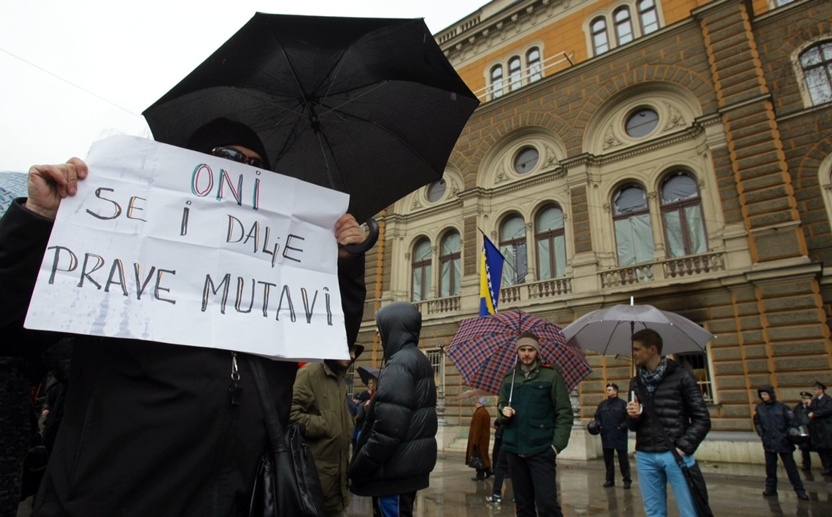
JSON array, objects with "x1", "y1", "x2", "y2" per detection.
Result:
[{"x1": 0, "y1": 0, "x2": 486, "y2": 172}]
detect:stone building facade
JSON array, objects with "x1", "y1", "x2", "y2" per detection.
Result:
[{"x1": 351, "y1": 0, "x2": 832, "y2": 461}]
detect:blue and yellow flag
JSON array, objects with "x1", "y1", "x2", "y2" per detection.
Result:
[{"x1": 479, "y1": 236, "x2": 505, "y2": 315}]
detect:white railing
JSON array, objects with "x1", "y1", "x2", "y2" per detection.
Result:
[
  {"x1": 473, "y1": 51, "x2": 574, "y2": 102},
  {"x1": 413, "y1": 295, "x2": 461, "y2": 315},
  {"x1": 600, "y1": 251, "x2": 726, "y2": 288}
]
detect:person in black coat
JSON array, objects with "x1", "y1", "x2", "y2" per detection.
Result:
[
  {"x1": 0, "y1": 119, "x2": 369, "y2": 517},
  {"x1": 626, "y1": 329, "x2": 711, "y2": 517},
  {"x1": 793, "y1": 391, "x2": 814, "y2": 471},
  {"x1": 349, "y1": 302, "x2": 438, "y2": 516},
  {"x1": 753, "y1": 385, "x2": 808, "y2": 499},
  {"x1": 808, "y1": 381, "x2": 832, "y2": 476},
  {"x1": 594, "y1": 382, "x2": 631, "y2": 488}
]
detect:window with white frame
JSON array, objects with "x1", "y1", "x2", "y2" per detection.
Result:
[
  {"x1": 535, "y1": 204, "x2": 567, "y2": 280},
  {"x1": 614, "y1": 7, "x2": 634, "y2": 46},
  {"x1": 500, "y1": 215, "x2": 528, "y2": 286},
  {"x1": 675, "y1": 351, "x2": 715, "y2": 403},
  {"x1": 660, "y1": 171, "x2": 708, "y2": 258},
  {"x1": 799, "y1": 40, "x2": 832, "y2": 107},
  {"x1": 411, "y1": 238, "x2": 432, "y2": 302},
  {"x1": 613, "y1": 184, "x2": 654, "y2": 266},
  {"x1": 490, "y1": 65, "x2": 505, "y2": 100},
  {"x1": 638, "y1": 0, "x2": 659, "y2": 35},
  {"x1": 527, "y1": 47, "x2": 542, "y2": 83},
  {"x1": 439, "y1": 231, "x2": 461, "y2": 297},
  {"x1": 591, "y1": 17, "x2": 610, "y2": 56},
  {"x1": 508, "y1": 56, "x2": 522, "y2": 92}
]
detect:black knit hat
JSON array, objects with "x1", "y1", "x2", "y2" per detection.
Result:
[{"x1": 186, "y1": 118, "x2": 270, "y2": 170}]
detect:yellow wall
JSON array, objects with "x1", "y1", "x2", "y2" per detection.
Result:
[{"x1": 450, "y1": 0, "x2": 780, "y2": 96}]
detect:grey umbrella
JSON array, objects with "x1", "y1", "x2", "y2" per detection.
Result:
[{"x1": 562, "y1": 304, "x2": 714, "y2": 357}]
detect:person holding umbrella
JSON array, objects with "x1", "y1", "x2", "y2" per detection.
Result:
[
  {"x1": 352, "y1": 365, "x2": 379, "y2": 445},
  {"x1": 594, "y1": 382, "x2": 632, "y2": 489},
  {"x1": 0, "y1": 118, "x2": 370, "y2": 516},
  {"x1": 626, "y1": 328, "x2": 711, "y2": 517},
  {"x1": 497, "y1": 332, "x2": 573, "y2": 517}
]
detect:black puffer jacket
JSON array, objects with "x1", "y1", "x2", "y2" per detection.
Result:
[
  {"x1": 753, "y1": 386, "x2": 795, "y2": 453},
  {"x1": 627, "y1": 359, "x2": 711, "y2": 456},
  {"x1": 349, "y1": 302, "x2": 437, "y2": 497}
]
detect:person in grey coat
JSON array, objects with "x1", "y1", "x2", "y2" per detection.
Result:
[
  {"x1": 753, "y1": 385, "x2": 808, "y2": 500},
  {"x1": 594, "y1": 382, "x2": 631, "y2": 488}
]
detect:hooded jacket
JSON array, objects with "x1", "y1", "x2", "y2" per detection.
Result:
[
  {"x1": 349, "y1": 302, "x2": 437, "y2": 497},
  {"x1": 753, "y1": 385, "x2": 795, "y2": 453}
]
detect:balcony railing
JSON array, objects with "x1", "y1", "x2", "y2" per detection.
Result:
[
  {"x1": 413, "y1": 295, "x2": 461, "y2": 315},
  {"x1": 600, "y1": 251, "x2": 726, "y2": 288}
]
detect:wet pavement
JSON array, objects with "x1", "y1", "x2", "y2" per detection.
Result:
[{"x1": 347, "y1": 452, "x2": 832, "y2": 516}]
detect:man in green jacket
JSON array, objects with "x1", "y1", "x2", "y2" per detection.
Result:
[
  {"x1": 291, "y1": 344, "x2": 363, "y2": 516},
  {"x1": 498, "y1": 332, "x2": 573, "y2": 516}
]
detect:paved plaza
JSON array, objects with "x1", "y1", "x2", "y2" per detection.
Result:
[{"x1": 346, "y1": 452, "x2": 832, "y2": 516}]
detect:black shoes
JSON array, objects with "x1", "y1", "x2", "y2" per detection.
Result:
[
  {"x1": 623, "y1": 481, "x2": 632, "y2": 489},
  {"x1": 603, "y1": 481, "x2": 615, "y2": 488},
  {"x1": 762, "y1": 489, "x2": 777, "y2": 497},
  {"x1": 797, "y1": 492, "x2": 809, "y2": 501}
]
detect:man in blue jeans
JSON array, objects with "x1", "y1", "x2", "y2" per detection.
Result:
[{"x1": 626, "y1": 329, "x2": 711, "y2": 517}]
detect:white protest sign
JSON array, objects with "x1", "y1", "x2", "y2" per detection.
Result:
[{"x1": 24, "y1": 135, "x2": 351, "y2": 360}]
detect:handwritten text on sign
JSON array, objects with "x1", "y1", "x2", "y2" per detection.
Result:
[{"x1": 24, "y1": 136, "x2": 350, "y2": 360}]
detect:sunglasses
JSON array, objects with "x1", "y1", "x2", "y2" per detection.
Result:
[{"x1": 211, "y1": 147, "x2": 266, "y2": 169}]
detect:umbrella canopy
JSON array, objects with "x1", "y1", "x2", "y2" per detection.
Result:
[
  {"x1": 357, "y1": 365, "x2": 380, "y2": 386},
  {"x1": 446, "y1": 310, "x2": 592, "y2": 394},
  {"x1": 562, "y1": 304, "x2": 714, "y2": 356},
  {"x1": 0, "y1": 172, "x2": 28, "y2": 214},
  {"x1": 143, "y1": 13, "x2": 479, "y2": 223}
]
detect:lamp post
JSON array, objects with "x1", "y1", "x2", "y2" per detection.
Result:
[{"x1": 437, "y1": 343, "x2": 447, "y2": 426}]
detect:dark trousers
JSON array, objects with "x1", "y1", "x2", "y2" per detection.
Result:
[
  {"x1": 819, "y1": 448, "x2": 832, "y2": 474},
  {"x1": 372, "y1": 492, "x2": 416, "y2": 517},
  {"x1": 764, "y1": 451, "x2": 805, "y2": 493},
  {"x1": 492, "y1": 446, "x2": 509, "y2": 496},
  {"x1": 800, "y1": 448, "x2": 811, "y2": 469},
  {"x1": 603, "y1": 448, "x2": 631, "y2": 483},
  {"x1": 507, "y1": 450, "x2": 561, "y2": 517}
]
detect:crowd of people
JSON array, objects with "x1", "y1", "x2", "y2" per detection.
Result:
[{"x1": 1, "y1": 127, "x2": 830, "y2": 515}]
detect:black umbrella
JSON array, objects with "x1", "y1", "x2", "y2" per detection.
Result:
[{"x1": 143, "y1": 13, "x2": 479, "y2": 224}]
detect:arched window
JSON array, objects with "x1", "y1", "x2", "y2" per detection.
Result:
[
  {"x1": 527, "y1": 47, "x2": 542, "y2": 83},
  {"x1": 660, "y1": 172, "x2": 708, "y2": 257},
  {"x1": 535, "y1": 205, "x2": 567, "y2": 279},
  {"x1": 508, "y1": 56, "x2": 522, "y2": 92},
  {"x1": 490, "y1": 65, "x2": 504, "y2": 99},
  {"x1": 613, "y1": 184, "x2": 654, "y2": 266},
  {"x1": 591, "y1": 17, "x2": 610, "y2": 56},
  {"x1": 439, "y1": 231, "x2": 461, "y2": 297},
  {"x1": 799, "y1": 41, "x2": 832, "y2": 106},
  {"x1": 411, "y1": 238, "x2": 432, "y2": 301},
  {"x1": 638, "y1": 0, "x2": 659, "y2": 35},
  {"x1": 499, "y1": 215, "x2": 527, "y2": 286},
  {"x1": 614, "y1": 7, "x2": 634, "y2": 46}
]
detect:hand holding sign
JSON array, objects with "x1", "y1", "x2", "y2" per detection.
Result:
[{"x1": 25, "y1": 136, "x2": 355, "y2": 361}]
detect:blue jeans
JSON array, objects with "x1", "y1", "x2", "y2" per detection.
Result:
[{"x1": 636, "y1": 451, "x2": 697, "y2": 517}]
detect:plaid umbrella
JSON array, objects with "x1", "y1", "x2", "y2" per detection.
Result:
[{"x1": 446, "y1": 310, "x2": 592, "y2": 394}]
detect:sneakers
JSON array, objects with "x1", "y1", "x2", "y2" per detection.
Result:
[{"x1": 485, "y1": 494, "x2": 502, "y2": 504}]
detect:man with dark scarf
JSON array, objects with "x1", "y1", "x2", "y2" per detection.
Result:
[
  {"x1": 291, "y1": 344, "x2": 365, "y2": 516},
  {"x1": 626, "y1": 328, "x2": 711, "y2": 517}
]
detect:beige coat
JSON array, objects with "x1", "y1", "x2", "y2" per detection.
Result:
[{"x1": 291, "y1": 362, "x2": 354, "y2": 514}]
